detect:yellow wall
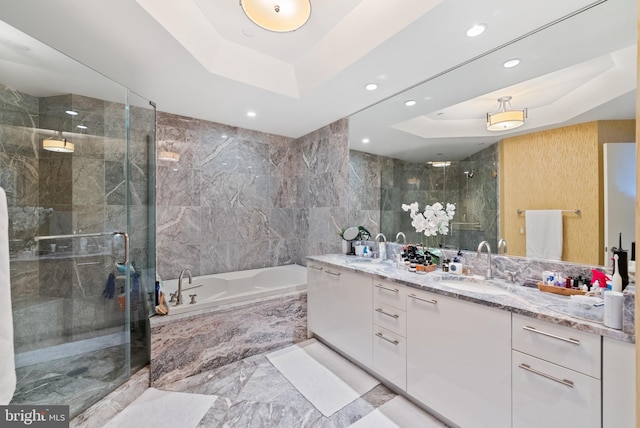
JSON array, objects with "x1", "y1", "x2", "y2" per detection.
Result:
[{"x1": 499, "y1": 120, "x2": 634, "y2": 265}]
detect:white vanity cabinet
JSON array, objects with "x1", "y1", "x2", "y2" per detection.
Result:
[
  {"x1": 372, "y1": 279, "x2": 407, "y2": 389},
  {"x1": 603, "y1": 336, "x2": 636, "y2": 428},
  {"x1": 406, "y1": 287, "x2": 512, "y2": 428},
  {"x1": 307, "y1": 263, "x2": 373, "y2": 368},
  {"x1": 511, "y1": 314, "x2": 601, "y2": 428}
]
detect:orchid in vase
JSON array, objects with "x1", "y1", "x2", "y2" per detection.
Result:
[{"x1": 401, "y1": 202, "x2": 456, "y2": 248}]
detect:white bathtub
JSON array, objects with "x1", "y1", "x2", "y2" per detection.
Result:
[{"x1": 162, "y1": 264, "x2": 307, "y2": 316}]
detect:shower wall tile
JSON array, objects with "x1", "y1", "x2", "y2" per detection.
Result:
[
  {"x1": 200, "y1": 243, "x2": 238, "y2": 274},
  {"x1": 104, "y1": 160, "x2": 127, "y2": 205},
  {"x1": 157, "y1": 166, "x2": 196, "y2": 207},
  {"x1": 73, "y1": 157, "x2": 105, "y2": 205},
  {"x1": 201, "y1": 207, "x2": 240, "y2": 244}
]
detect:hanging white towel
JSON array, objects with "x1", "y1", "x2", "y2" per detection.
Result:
[
  {"x1": 525, "y1": 210, "x2": 563, "y2": 260},
  {"x1": 0, "y1": 187, "x2": 15, "y2": 404}
]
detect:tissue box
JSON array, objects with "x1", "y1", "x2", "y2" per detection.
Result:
[{"x1": 449, "y1": 262, "x2": 463, "y2": 275}]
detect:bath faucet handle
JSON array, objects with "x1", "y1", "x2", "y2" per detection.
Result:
[
  {"x1": 505, "y1": 271, "x2": 516, "y2": 283},
  {"x1": 189, "y1": 294, "x2": 197, "y2": 304},
  {"x1": 169, "y1": 292, "x2": 177, "y2": 303}
]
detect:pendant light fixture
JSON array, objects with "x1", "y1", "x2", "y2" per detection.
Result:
[
  {"x1": 486, "y1": 96, "x2": 527, "y2": 131},
  {"x1": 43, "y1": 131, "x2": 74, "y2": 153},
  {"x1": 240, "y1": 0, "x2": 311, "y2": 32}
]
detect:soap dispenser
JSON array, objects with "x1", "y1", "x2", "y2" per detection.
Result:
[{"x1": 611, "y1": 254, "x2": 623, "y2": 292}]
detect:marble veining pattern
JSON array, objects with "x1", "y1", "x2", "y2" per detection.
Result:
[
  {"x1": 80, "y1": 349, "x2": 441, "y2": 427},
  {"x1": 156, "y1": 113, "x2": 349, "y2": 279},
  {"x1": 150, "y1": 292, "x2": 307, "y2": 388},
  {"x1": 309, "y1": 254, "x2": 635, "y2": 343}
]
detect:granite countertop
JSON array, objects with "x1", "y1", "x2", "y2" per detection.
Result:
[{"x1": 308, "y1": 254, "x2": 635, "y2": 344}]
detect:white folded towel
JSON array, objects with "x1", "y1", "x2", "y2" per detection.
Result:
[
  {"x1": 0, "y1": 187, "x2": 15, "y2": 404},
  {"x1": 525, "y1": 210, "x2": 563, "y2": 261}
]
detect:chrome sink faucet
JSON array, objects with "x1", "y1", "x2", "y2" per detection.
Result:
[
  {"x1": 176, "y1": 268, "x2": 192, "y2": 305},
  {"x1": 498, "y1": 239, "x2": 507, "y2": 254},
  {"x1": 477, "y1": 241, "x2": 492, "y2": 279},
  {"x1": 374, "y1": 233, "x2": 387, "y2": 259}
]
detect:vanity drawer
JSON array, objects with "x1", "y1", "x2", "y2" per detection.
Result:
[
  {"x1": 373, "y1": 302, "x2": 406, "y2": 336},
  {"x1": 373, "y1": 279, "x2": 406, "y2": 310},
  {"x1": 373, "y1": 326, "x2": 407, "y2": 390},
  {"x1": 512, "y1": 314, "x2": 601, "y2": 378},
  {"x1": 512, "y1": 350, "x2": 600, "y2": 428}
]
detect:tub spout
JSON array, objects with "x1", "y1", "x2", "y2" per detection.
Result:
[{"x1": 176, "y1": 268, "x2": 192, "y2": 305}]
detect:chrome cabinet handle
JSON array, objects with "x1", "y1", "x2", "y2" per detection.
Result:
[
  {"x1": 522, "y1": 326, "x2": 580, "y2": 345},
  {"x1": 375, "y1": 283, "x2": 399, "y2": 293},
  {"x1": 518, "y1": 363, "x2": 575, "y2": 388},
  {"x1": 112, "y1": 232, "x2": 129, "y2": 266},
  {"x1": 309, "y1": 265, "x2": 323, "y2": 271},
  {"x1": 325, "y1": 270, "x2": 341, "y2": 276},
  {"x1": 376, "y1": 332, "x2": 399, "y2": 345},
  {"x1": 408, "y1": 293, "x2": 437, "y2": 304},
  {"x1": 375, "y1": 308, "x2": 399, "y2": 319}
]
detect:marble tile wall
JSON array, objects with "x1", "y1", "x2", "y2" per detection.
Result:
[
  {"x1": 149, "y1": 292, "x2": 307, "y2": 387},
  {"x1": 155, "y1": 113, "x2": 348, "y2": 280}
]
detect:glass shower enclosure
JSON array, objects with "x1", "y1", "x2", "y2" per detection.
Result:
[{"x1": 0, "y1": 20, "x2": 155, "y2": 417}]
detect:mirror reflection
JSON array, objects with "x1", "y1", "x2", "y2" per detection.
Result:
[{"x1": 348, "y1": 0, "x2": 636, "y2": 266}]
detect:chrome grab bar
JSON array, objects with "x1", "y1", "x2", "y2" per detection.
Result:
[
  {"x1": 518, "y1": 363, "x2": 575, "y2": 388},
  {"x1": 375, "y1": 283, "x2": 399, "y2": 293},
  {"x1": 375, "y1": 332, "x2": 399, "y2": 346},
  {"x1": 375, "y1": 308, "x2": 399, "y2": 319},
  {"x1": 35, "y1": 231, "x2": 129, "y2": 265},
  {"x1": 408, "y1": 293, "x2": 437, "y2": 304},
  {"x1": 522, "y1": 326, "x2": 580, "y2": 345}
]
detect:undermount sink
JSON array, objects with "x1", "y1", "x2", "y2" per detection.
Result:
[{"x1": 439, "y1": 279, "x2": 510, "y2": 295}]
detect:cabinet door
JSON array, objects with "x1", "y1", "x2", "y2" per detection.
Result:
[
  {"x1": 307, "y1": 263, "x2": 329, "y2": 337},
  {"x1": 513, "y1": 350, "x2": 601, "y2": 428},
  {"x1": 373, "y1": 326, "x2": 406, "y2": 390},
  {"x1": 407, "y1": 288, "x2": 511, "y2": 428},
  {"x1": 603, "y1": 337, "x2": 636, "y2": 428},
  {"x1": 308, "y1": 265, "x2": 373, "y2": 368}
]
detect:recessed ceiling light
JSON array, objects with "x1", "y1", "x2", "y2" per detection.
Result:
[
  {"x1": 365, "y1": 83, "x2": 378, "y2": 91},
  {"x1": 503, "y1": 58, "x2": 521, "y2": 68},
  {"x1": 76, "y1": 125, "x2": 88, "y2": 130},
  {"x1": 247, "y1": 111, "x2": 256, "y2": 118},
  {"x1": 404, "y1": 100, "x2": 417, "y2": 107},
  {"x1": 65, "y1": 110, "x2": 78, "y2": 116},
  {"x1": 221, "y1": 134, "x2": 228, "y2": 139},
  {"x1": 466, "y1": 24, "x2": 487, "y2": 37},
  {"x1": 362, "y1": 138, "x2": 370, "y2": 144}
]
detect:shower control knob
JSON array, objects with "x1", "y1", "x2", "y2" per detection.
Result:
[{"x1": 189, "y1": 294, "x2": 197, "y2": 304}]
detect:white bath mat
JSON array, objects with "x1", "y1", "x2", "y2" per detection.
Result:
[
  {"x1": 266, "y1": 339, "x2": 380, "y2": 417},
  {"x1": 103, "y1": 387, "x2": 217, "y2": 428},
  {"x1": 348, "y1": 396, "x2": 447, "y2": 428}
]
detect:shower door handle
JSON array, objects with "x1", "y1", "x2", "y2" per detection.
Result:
[{"x1": 112, "y1": 232, "x2": 129, "y2": 265}]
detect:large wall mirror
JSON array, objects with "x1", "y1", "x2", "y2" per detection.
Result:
[{"x1": 348, "y1": 0, "x2": 636, "y2": 266}]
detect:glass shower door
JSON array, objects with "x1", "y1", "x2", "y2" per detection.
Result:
[{"x1": 1, "y1": 19, "x2": 154, "y2": 418}]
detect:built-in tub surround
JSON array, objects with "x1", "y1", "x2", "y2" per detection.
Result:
[
  {"x1": 155, "y1": 113, "x2": 349, "y2": 280},
  {"x1": 162, "y1": 264, "x2": 306, "y2": 315},
  {"x1": 150, "y1": 291, "x2": 307, "y2": 388}
]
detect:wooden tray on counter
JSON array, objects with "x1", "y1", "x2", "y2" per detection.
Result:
[{"x1": 537, "y1": 282, "x2": 586, "y2": 296}]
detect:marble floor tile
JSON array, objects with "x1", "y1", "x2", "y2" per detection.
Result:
[{"x1": 77, "y1": 342, "x2": 448, "y2": 427}]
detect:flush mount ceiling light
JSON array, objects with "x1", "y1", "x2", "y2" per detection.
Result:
[
  {"x1": 43, "y1": 131, "x2": 74, "y2": 153},
  {"x1": 404, "y1": 100, "x2": 417, "y2": 107},
  {"x1": 158, "y1": 151, "x2": 180, "y2": 162},
  {"x1": 240, "y1": 0, "x2": 311, "y2": 32},
  {"x1": 365, "y1": 83, "x2": 378, "y2": 91},
  {"x1": 427, "y1": 161, "x2": 451, "y2": 168},
  {"x1": 486, "y1": 96, "x2": 527, "y2": 131}
]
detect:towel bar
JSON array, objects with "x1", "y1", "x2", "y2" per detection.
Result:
[{"x1": 517, "y1": 209, "x2": 581, "y2": 216}]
